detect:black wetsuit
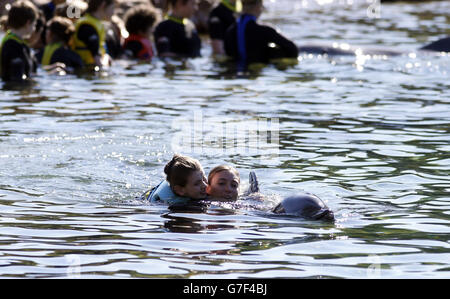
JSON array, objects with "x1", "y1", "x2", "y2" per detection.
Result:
[
  {"x1": 1, "y1": 33, "x2": 37, "y2": 81},
  {"x1": 105, "y1": 24, "x2": 122, "y2": 59},
  {"x1": 153, "y1": 17, "x2": 201, "y2": 58},
  {"x1": 39, "y1": 1, "x2": 56, "y2": 21},
  {"x1": 208, "y1": 2, "x2": 236, "y2": 41},
  {"x1": 76, "y1": 24, "x2": 101, "y2": 58},
  {"x1": 224, "y1": 14, "x2": 298, "y2": 65},
  {"x1": 36, "y1": 46, "x2": 83, "y2": 69}
]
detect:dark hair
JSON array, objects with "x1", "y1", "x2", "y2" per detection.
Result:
[
  {"x1": 47, "y1": 16, "x2": 75, "y2": 44},
  {"x1": 242, "y1": 0, "x2": 263, "y2": 8},
  {"x1": 124, "y1": 4, "x2": 158, "y2": 35},
  {"x1": 6, "y1": 0, "x2": 38, "y2": 29},
  {"x1": 87, "y1": 0, "x2": 115, "y2": 13},
  {"x1": 168, "y1": 0, "x2": 191, "y2": 8},
  {"x1": 164, "y1": 154, "x2": 203, "y2": 188},
  {"x1": 208, "y1": 165, "x2": 240, "y2": 184}
]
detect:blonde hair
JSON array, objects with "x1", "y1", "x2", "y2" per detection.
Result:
[{"x1": 208, "y1": 165, "x2": 240, "y2": 184}]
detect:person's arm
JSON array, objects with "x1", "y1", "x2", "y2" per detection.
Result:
[
  {"x1": 155, "y1": 35, "x2": 177, "y2": 57},
  {"x1": 154, "y1": 23, "x2": 174, "y2": 57},
  {"x1": 264, "y1": 26, "x2": 299, "y2": 58},
  {"x1": 211, "y1": 39, "x2": 225, "y2": 55},
  {"x1": 2, "y1": 42, "x2": 28, "y2": 81},
  {"x1": 77, "y1": 24, "x2": 100, "y2": 57},
  {"x1": 123, "y1": 40, "x2": 143, "y2": 59},
  {"x1": 6, "y1": 57, "x2": 27, "y2": 81},
  {"x1": 208, "y1": 14, "x2": 226, "y2": 55}
]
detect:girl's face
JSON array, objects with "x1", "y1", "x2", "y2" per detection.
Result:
[
  {"x1": 174, "y1": 170, "x2": 207, "y2": 199},
  {"x1": 24, "y1": 19, "x2": 37, "y2": 39},
  {"x1": 207, "y1": 170, "x2": 240, "y2": 201},
  {"x1": 179, "y1": 0, "x2": 197, "y2": 18}
]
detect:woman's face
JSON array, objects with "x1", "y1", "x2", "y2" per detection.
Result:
[
  {"x1": 207, "y1": 170, "x2": 240, "y2": 201},
  {"x1": 174, "y1": 170, "x2": 207, "y2": 199}
]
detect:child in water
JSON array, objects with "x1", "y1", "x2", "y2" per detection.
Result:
[
  {"x1": 37, "y1": 16, "x2": 83, "y2": 71},
  {"x1": 153, "y1": 0, "x2": 202, "y2": 58},
  {"x1": 206, "y1": 165, "x2": 240, "y2": 201},
  {"x1": 144, "y1": 154, "x2": 208, "y2": 205},
  {"x1": 0, "y1": 0, "x2": 38, "y2": 82},
  {"x1": 72, "y1": 0, "x2": 115, "y2": 67},
  {"x1": 123, "y1": 4, "x2": 159, "y2": 61}
]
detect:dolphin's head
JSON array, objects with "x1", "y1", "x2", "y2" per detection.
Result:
[{"x1": 274, "y1": 194, "x2": 334, "y2": 221}]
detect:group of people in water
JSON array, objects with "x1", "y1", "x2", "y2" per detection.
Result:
[{"x1": 0, "y1": 0, "x2": 301, "y2": 82}]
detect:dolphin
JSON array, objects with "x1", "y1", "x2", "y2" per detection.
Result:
[
  {"x1": 297, "y1": 36, "x2": 450, "y2": 56},
  {"x1": 273, "y1": 194, "x2": 335, "y2": 221},
  {"x1": 246, "y1": 172, "x2": 335, "y2": 221}
]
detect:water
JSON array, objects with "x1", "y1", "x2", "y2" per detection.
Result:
[{"x1": 0, "y1": 0, "x2": 449, "y2": 278}]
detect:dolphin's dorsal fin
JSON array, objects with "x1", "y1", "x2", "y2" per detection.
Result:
[{"x1": 247, "y1": 171, "x2": 260, "y2": 194}]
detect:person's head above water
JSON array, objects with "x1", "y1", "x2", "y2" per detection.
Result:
[
  {"x1": 164, "y1": 154, "x2": 207, "y2": 200},
  {"x1": 206, "y1": 165, "x2": 240, "y2": 201},
  {"x1": 86, "y1": 0, "x2": 115, "y2": 20},
  {"x1": 46, "y1": 16, "x2": 75, "y2": 45},
  {"x1": 168, "y1": 0, "x2": 198, "y2": 19},
  {"x1": 6, "y1": 0, "x2": 38, "y2": 39},
  {"x1": 241, "y1": 0, "x2": 263, "y2": 17}
]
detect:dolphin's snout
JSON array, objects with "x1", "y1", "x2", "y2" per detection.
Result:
[{"x1": 313, "y1": 209, "x2": 335, "y2": 221}]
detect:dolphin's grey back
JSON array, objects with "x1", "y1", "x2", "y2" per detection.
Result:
[{"x1": 273, "y1": 194, "x2": 334, "y2": 221}]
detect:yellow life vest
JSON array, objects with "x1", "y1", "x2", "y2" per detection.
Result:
[
  {"x1": 221, "y1": 0, "x2": 242, "y2": 13},
  {"x1": 41, "y1": 42, "x2": 63, "y2": 66},
  {"x1": 72, "y1": 14, "x2": 106, "y2": 65},
  {"x1": 0, "y1": 30, "x2": 25, "y2": 70}
]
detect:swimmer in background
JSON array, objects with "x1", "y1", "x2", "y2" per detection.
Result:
[
  {"x1": 153, "y1": 0, "x2": 202, "y2": 58},
  {"x1": 123, "y1": 4, "x2": 159, "y2": 61},
  {"x1": 208, "y1": 0, "x2": 240, "y2": 56},
  {"x1": 36, "y1": 16, "x2": 83, "y2": 72},
  {"x1": 0, "y1": 0, "x2": 38, "y2": 82},
  {"x1": 72, "y1": 0, "x2": 115, "y2": 68},
  {"x1": 224, "y1": 0, "x2": 298, "y2": 68},
  {"x1": 143, "y1": 154, "x2": 208, "y2": 205}
]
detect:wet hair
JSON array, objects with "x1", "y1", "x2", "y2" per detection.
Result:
[
  {"x1": 47, "y1": 16, "x2": 75, "y2": 44},
  {"x1": 86, "y1": 0, "x2": 115, "y2": 13},
  {"x1": 124, "y1": 4, "x2": 159, "y2": 35},
  {"x1": 208, "y1": 165, "x2": 240, "y2": 184},
  {"x1": 168, "y1": 0, "x2": 191, "y2": 8},
  {"x1": 6, "y1": 0, "x2": 38, "y2": 29},
  {"x1": 242, "y1": 0, "x2": 262, "y2": 10},
  {"x1": 164, "y1": 154, "x2": 203, "y2": 188},
  {"x1": 242, "y1": 0, "x2": 263, "y2": 5}
]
